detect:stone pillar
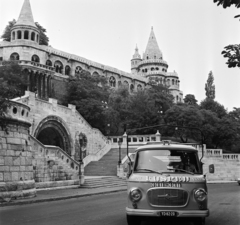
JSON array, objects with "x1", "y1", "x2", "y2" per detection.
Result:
[
  {"x1": 0, "y1": 102, "x2": 36, "y2": 202},
  {"x1": 155, "y1": 130, "x2": 161, "y2": 142}
]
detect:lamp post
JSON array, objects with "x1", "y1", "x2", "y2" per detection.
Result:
[
  {"x1": 118, "y1": 140, "x2": 122, "y2": 165},
  {"x1": 78, "y1": 135, "x2": 84, "y2": 185}
]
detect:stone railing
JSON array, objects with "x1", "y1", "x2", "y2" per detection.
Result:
[
  {"x1": 30, "y1": 136, "x2": 79, "y2": 173},
  {"x1": 0, "y1": 60, "x2": 55, "y2": 72},
  {"x1": 137, "y1": 59, "x2": 168, "y2": 67},
  {"x1": 222, "y1": 154, "x2": 239, "y2": 160},
  {"x1": 206, "y1": 149, "x2": 223, "y2": 157},
  {"x1": 44, "y1": 145, "x2": 80, "y2": 171}
]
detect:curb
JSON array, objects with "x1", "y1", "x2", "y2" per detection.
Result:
[{"x1": 0, "y1": 188, "x2": 127, "y2": 207}]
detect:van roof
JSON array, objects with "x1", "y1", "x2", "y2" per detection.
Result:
[{"x1": 135, "y1": 141, "x2": 198, "y2": 152}]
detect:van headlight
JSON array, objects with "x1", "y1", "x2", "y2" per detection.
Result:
[
  {"x1": 130, "y1": 188, "x2": 142, "y2": 202},
  {"x1": 194, "y1": 188, "x2": 207, "y2": 201}
]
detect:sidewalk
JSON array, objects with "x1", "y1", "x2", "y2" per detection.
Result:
[
  {"x1": 0, "y1": 185, "x2": 127, "y2": 207},
  {"x1": 0, "y1": 180, "x2": 237, "y2": 208}
]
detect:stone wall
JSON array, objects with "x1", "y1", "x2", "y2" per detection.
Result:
[{"x1": 0, "y1": 107, "x2": 36, "y2": 202}]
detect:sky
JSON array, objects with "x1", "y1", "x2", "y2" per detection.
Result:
[{"x1": 0, "y1": 0, "x2": 239, "y2": 111}]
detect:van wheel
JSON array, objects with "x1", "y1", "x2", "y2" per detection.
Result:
[
  {"x1": 193, "y1": 217, "x2": 205, "y2": 225},
  {"x1": 126, "y1": 215, "x2": 142, "y2": 225}
]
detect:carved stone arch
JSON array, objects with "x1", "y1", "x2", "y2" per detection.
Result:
[
  {"x1": 54, "y1": 60, "x2": 63, "y2": 74},
  {"x1": 46, "y1": 59, "x2": 52, "y2": 66},
  {"x1": 31, "y1": 54, "x2": 40, "y2": 63},
  {"x1": 65, "y1": 65, "x2": 71, "y2": 75},
  {"x1": 109, "y1": 76, "x2": 116, "y2": 87},
  {"x1": 92, "y1": 71, "x2": 99, "y2": 77},
  {"x1": 10, "y1": 52, "x2": 20, "y2": 60},
  {"x1": 130, "y1": 84, "x2": 134, "y2": 93},
  {"x1": 34, "y1": 115, "x2": 72, "y2": 155},
  {"x1": 24, "y1": 30, "x2": 29, "y2": 40},
  {"x1": 123, "y1": 80, "x2": 129, "y2": 89},
  {"x1": 75, "y1": 66, "x2": 82, "y2": 75},
  {"x1": 137, "y1": 84, "x2": 142, "y2": 91}
]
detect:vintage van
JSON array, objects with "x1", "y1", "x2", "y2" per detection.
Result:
[{"x1": 126, "y1": 141, "x2": 214, "y2": 225}]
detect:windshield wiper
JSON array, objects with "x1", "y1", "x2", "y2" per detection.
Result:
[
  {"x1": 135, "y1": 168, "x2": 167, "y2": 176},
  {"x1": 167, "y1": 168, "x2": 194, "y2": 175}
]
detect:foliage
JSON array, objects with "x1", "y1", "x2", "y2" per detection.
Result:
[
  {"x1": 213, "y1": 0, "x2": 240, "y2": 68},
  {"x1": 213, "y1": 0, "x2": 240, "y2": 9},
  {"x1": 0, "y1": 19, "x2": 49, "y2": 46},
  {"x1": 65, "y1": 70, "x2": 110, "y2": 134},
  {"x1": 0, "y1": 61, "x2": 27, "y2": 117},
  {"x1": 183, "y1": 94, "x2": 198, "y2": 106},
  {"x1": 200, "y1": 98, "x2": 227, "y2": 118},
  {"x1": 222, "y1": 44, "x2": 240, "y2": 68},
  {"x1": 205, "y1": 71, "x2": 215, "y2": 99},
  {"x1": 0, "y1": 19, "x2": 16, "y2": 42}
]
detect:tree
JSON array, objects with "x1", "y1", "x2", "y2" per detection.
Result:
[
  {"x1": 213, "y1": 0, "x2": 240, "y2": 68},
  {"x1": 222, "y1": 44, "x2": 240, "y2": 68},
  {"x1": 0, "y1": 19, "x2": 49, "y2": 46},
  {"x1": 205, "y1": 71, "x2": 215, "y2": 99},
  {"x1": 183, "y1": 94, "x2": 198, "y2": 106},
  {"x1": 65, "y1": 70, "x2": 110, "y2": 134},
  {"x1": 0, "y1": 61, "x2": 27, "y2": 117},
  {"x1": 200, "y1": 98, "x2": 227, "y2": 119}
]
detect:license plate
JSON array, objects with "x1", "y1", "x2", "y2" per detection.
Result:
[
  {"x1": 151, "y1": 182, "x2": 182, "y2": 188},
  {"x1": 158, "y1": 211, "x2": 178, "y2": 217}
]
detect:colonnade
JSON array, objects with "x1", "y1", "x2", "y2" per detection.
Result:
[{"x1": 26, "y1": 70, "x2": 52, "y2": 100}]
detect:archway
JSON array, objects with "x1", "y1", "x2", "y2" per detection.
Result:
[{"x1": 34, "y1": 116, "x2": 72, "y2": 155}]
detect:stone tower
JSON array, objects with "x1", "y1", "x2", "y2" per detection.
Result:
[
  {"x1": 10, "y1": 0, "x2": 40, "y2": 46},
  {"x1": 131, "y1": 27, "x2": 183, "y2": 102}
]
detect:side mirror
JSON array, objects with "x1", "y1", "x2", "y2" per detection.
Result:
[
  {"x1": 209, "y1": 164, "x2": 215, "y2": 173},
  {"x1": 127, "y1": 161, "x2": 133, "y2": 178}
]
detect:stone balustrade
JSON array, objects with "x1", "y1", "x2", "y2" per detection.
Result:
[
  {"x1": 222, "y1": 154, "x2": 239, "y2": 160},
  {"x1": 137, "y1": 59, "x2": 168, "y2": 67}
]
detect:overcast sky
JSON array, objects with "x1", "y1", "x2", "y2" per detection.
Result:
[{"x1": 0, "y1": 0, "x2": 239, "y2": 111}]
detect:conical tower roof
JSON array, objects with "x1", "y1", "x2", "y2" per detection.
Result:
[
  {"x1": 132, "y1": 45, "x2": 141, "y2": 59},
  {"x1": 143, "y1": 27, "x2": 162, "y2": 60},
  {"x1": 15, "y1": 0, "x2": 37, "y2": 28}
]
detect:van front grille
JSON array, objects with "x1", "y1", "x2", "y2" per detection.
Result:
[{"x1": 147, "y1": 188, "x2": 188, "y2": 207}]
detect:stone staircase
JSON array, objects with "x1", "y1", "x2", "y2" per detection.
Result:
[
  {"x1": 80, "y1": 176, "x2": 127, "y2": 188},
  {"x1": 84, "y1": 148, "x2": 135, "y2": 176},
  {"x1": 31, "y1": 136, "x2": 79, "y2": 185}
]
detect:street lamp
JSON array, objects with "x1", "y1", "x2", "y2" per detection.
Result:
[
  {"x1": 118, "y1": 139, "x2": 122, "y2": 165},
  {"x1": 78, "y1": 135, "x2": 84, "y2": 185}
]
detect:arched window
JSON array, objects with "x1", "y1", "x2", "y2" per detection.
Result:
[
  {"x1": 12, "y1": 32, "x2": 15, "y2": 41},
  {"x1": 137, "y1": 84, "x2": 142, "y2": 91},
  {"x1": 24, "y1": 30, "x2": 29, "y2": 39},
  {"x1": 92, "y1": 71, "x2": 99, "y2": 77},
  {"x1": 10, "y1": 52, "x2": 20, "y2": 61},
  {"x1": 31, "y1": 32, "x2": 35, "y2": 41},
  {"x1": 176, "y1": 95, "x2": 179, "y2": 101},
  {"x1": 172, "y1": 79, "x2": 174, "y2": 85},
  {"x1": 54, "y1": 60, "x2": 63, "y2": 74},
  {"x1": 145, "y1": 68, "x2": 148, "y2": 73},
  {"x1": 167, "y1": 79, "x2": 170, "y2": 85},
  {"x1": 156, "y1": 67, "x2": 159, "y2": 70},
  {"x1": 151, "y1": 67, "x2": 154, "y2": 71},
  {"x1": 130, "y1": 84, "x2": 134, "y2": 93},
  {"x1": 65, "y1": 65, "x2": 71, "y2": 75},
  {"x1": 75, "y1": 66, "x2": 82, "y2": 75},
  {"x1": 17, "y1": 30, "x2": 22, "y2": 39},
  {"x1": 146, "y1": 56, "x2": 149, "y2": 60},
  {"x1": 31, "y1": 55, "x2": 40, "y2": 63},
  {"x1": 46, "y1": 60, "x2": 52, "y2": 66},
  {"x1": 109, "y1": 76, "x2": 116, "y2": 87},
  {"x1": 123, "y1": 81, "x2": 129, "y2": 89},
  {"x1": 154, "y1": 55, "x2": 156, "y2": 59},
  {"x1": 36, "y1": 34, "x2": 39, "y2": 42}
]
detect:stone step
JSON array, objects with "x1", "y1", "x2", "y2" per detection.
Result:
[{"x1": 80, "y1": 177, "x2": 127, "y2": 188}]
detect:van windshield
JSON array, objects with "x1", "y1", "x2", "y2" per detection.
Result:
[{"x1": 134, "y1": 149, "x2": 201, "y2": 174}]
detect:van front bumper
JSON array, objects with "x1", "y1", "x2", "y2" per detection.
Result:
[{"x1": 126, "y1": 207, "x2": 209, "y2": 218}]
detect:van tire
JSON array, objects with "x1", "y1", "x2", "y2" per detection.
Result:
[
  {"x1": 193, "y1": 217, "x2": 205, "y2": 225},
  {"x1": 126, "y1": 215, "x2": 142, "y2": 225}
]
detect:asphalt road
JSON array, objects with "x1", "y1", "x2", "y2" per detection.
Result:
[{"x1": 0, "y1": 183, "x2": 239, "y2": 225}]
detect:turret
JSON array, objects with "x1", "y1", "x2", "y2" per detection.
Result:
[
  {"x1": 131, "y1": 45, "x2": 142, "y2": 74},
  {"x1": 10, "y1": 0, "x2": 40, "y2": 44}
]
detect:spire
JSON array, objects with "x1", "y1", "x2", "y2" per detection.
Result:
[
  {"x1": 15, "y1": 0, "x2": 37, "y2": 28},
  {"x1": 132, "y1": 44, "x2": 141, "y2": 59},
  {"x1": 143, "y1": 27, "x2": 162, "y2": 60}
]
